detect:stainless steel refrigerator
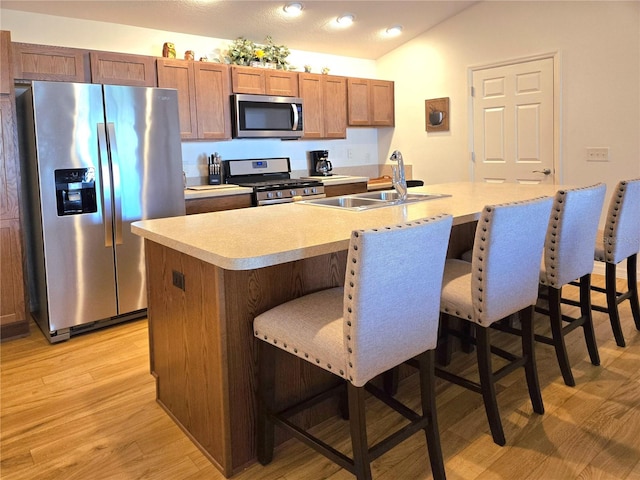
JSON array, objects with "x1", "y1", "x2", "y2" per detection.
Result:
[{"x1": 17, "y1": 81, "x2": 185, "y2": 343}]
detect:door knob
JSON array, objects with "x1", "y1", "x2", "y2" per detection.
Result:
[{"x1": 533, "y1": 168, "x2": 551, "y2": 175}]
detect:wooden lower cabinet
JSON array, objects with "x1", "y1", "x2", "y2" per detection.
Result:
[
  {"x1": 185, "y1": 194, "x2": 252, "y2": 214},
  {"x1": 324, "y1": 182, "x2": 367, "y2": 197},
  {"x1": 0, "y1": 218, "x2": 27, "y2": 339},
  {"x1": 145, "y1": 240, "x2": 346, "y2": 476},
  {"x1": 0, "y1": 88, "x2": 28, "y2": 340}
]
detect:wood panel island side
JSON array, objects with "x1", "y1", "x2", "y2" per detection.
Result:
[{"x1": 131, "y1": 182, "x2": 563, "y2": 477}]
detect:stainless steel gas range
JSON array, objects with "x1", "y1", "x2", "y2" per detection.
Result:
[{"x1": 222, "y1": 157, "x2": 325, "y2": 206}]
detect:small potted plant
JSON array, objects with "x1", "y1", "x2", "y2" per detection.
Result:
[{"x1": 225, "y1": 37, "x2": 256, "y2": 66}]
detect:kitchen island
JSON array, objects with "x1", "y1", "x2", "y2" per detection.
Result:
[{"x1": 131, "y1": 182, "x2": 563, "y2": 477}]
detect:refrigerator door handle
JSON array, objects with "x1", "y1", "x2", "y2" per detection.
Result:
[
  {"x1": 97, "y1": 123, "x2": 113, "y2": 247},
  {"x1": 106, "y1": 123, "x2": 124, "y2": 245}
]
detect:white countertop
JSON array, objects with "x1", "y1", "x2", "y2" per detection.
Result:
[{"x1": 134, "y1": 182, "x2": 564, "y2": 271}]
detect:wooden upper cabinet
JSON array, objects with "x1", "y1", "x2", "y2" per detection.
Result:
[
  {"x1": 231, "y1": 66, "x2": 264, "y2": 94},
  {"x1": 298, "y1": 73, "x2": 346, "y2": 139},
  {"x1": 90, "y1": 51, "x2": 157, "y2": 87},
  {"x1": 158, "y1": 59, "x2": 231, "y2": 140},
  {"x1": 323, "y1": 75, "x2": 347, "y2": 138},
  {"x1": 231, "y1": 66, "x2": 298, "y2": 96},
  {"x1": 370, "y1": 80, "x2": 395, "y2": 126},
  {"x1": 193, "y1": 62, "x2": 231, "y2": 140},
  {"x1": 347, "y1": 77, "x2": 395, "y2": 127},
  {"x1": 12, "y1": 42, "x2": 90, "y2": 82},
  {"x1": 347, "y1": 77, "x2": 370, "y2": 126},
  {"x1": 264, "y1": 70, "x2": 298, "y2": 97},
  {"x1": 157, "y1": 58, "x2": 198, "y2": 139}
]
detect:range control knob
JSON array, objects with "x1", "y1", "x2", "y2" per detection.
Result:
[
  {"x1": 303, "y1": 188, "x2": 310, "y2": 195},
  {"x1": 276, "y1": 191, "x2": 283, "y2": 198},
  {"x1": 290, "y1": 189, "x2": 296, "y2": 196},
  {"x1": 267, "y1": 192, "x2": 274, "y2": 199}
]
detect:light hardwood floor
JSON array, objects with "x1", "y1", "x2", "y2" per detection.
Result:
[{"x1": 2, "y1": 275, "x2": 639, "y2": 480}]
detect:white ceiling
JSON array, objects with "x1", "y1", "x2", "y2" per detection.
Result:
[{"x1": 1, "y1": 0, "x2": 477, "y2": 59}]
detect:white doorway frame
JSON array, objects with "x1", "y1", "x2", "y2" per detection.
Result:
[{"x1": 467, "y1": 52, "x2": 562, "y2": 184}]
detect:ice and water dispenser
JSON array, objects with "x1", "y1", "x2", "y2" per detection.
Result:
[{"x1": 54, "y1": 168, "x2": 98, "y2": 216}]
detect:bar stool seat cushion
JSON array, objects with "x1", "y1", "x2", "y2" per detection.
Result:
[{"x1": 254, "y1": 287, "x2": 347, "y2": 380}]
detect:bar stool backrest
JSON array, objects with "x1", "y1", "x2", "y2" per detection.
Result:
[
  {"x1": 469, "y1": 196, "x2": 553, "y2": 325},
  {"x1": 344, "y1": 214, "x2": 452, "y2": 387},
  {"x1": 601, "y1": 178, "x2": 640, "y2": 264},
  {"x1": 540, "y1": 183, "x2": 606, "y2": 288}
]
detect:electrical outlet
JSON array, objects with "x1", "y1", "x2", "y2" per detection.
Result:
[
  {"x1": 172, "y1": 270, "x2": 185, "y2": 291},
  {"x1": 347, "y1": 148, "x2": 353, "y2": 160},
  {"x1": 586, "y1": 147, "x2": 609, "y2": 162}
]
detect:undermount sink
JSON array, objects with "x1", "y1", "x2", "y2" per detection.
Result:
[
  {"x1": 299, "y1": 190, "x2": 450, "y2": 211},
  {"x1": 355, "y1": 191, "x2": 449, "y2": 202}
]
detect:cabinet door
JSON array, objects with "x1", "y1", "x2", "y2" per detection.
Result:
[
  {"x1": 298, "y1": 73, "x2": 324, "y2": 139},
  {"x1": 1, "y1": 31, "x2": 12, "y2": 95},
  {"x1": 323, "y1": 75, "x2": 347, "y2": 139},
  {"x1": 194, "y1": 62, "x2": 232, "y2": 140},
  {"x1": 0, "y1": 96, "x2": 27, "y2": 338},
  {"x1": 370, "y1": 80, "x2": 395, "y2": 126},
  {"x1": 0, "y1": 97, "x2": 19, "y2": 221},
  {"x1": 12, "y1": 42, "x2": 89, "y2": 82},
  {"x1": 265, "y1": 70, "x2": 299, "y2": 97},
  {"x1": 231, "y1": 66, "x2": 265, "y2": 94},
  {"x1": 157, "y1": 58, "x2": 198, "y2": 139},
  {"x1": 90, "y1": 51, "x2": 157, "y2": 87},
  {"x1": 347, "y1": 77, "x2": 370, "y2": 126}
]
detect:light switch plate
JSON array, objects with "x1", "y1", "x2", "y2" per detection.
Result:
[{"x1": 587, "y1": 147, "x2": 609, "y2": 162}]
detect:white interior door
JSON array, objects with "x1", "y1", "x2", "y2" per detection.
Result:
[{"x1": 472, "y1": 57, "x2": 555, "y2": 184}]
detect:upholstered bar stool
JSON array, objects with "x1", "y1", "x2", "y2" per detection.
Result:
[
  {"x1": 585, "y1": 179, "x2": 639, "y2": 347},
  {"x1": 437, "y1": 196, "x2": 553, "y2": 446},
  {"x1": 534, "y1": 184, "x2": 607, "y2": 387},
  {"x1": 254, "y1": 215, "x2": 453, "y2": 480}
]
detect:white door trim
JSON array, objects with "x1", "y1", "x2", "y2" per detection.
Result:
[{"x1": 468, "y1": 51, "x2": 562, "y2": 184}]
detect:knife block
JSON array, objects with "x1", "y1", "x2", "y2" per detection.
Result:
[{"x1": 208, "y1": 174, "x2": 221, "y2": 185}]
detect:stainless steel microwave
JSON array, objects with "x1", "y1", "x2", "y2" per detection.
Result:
[{"x1": 231, "y1": 94, "x2": 304, "y2": 139}]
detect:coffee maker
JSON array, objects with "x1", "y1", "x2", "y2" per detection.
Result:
[{"x1": 309, "y1": 150, "x2": 332, "y2": 176}]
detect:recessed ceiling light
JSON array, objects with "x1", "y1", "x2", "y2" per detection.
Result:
[
  {"x1": 336, "y1": 13, "x2": 355, "y2": 26},
  {"x1": 283, "y1": 2, "x2": 303, "y2": 15},
  {"x1": 385, "y1": 25, "x2": 403, "y2": 37}
]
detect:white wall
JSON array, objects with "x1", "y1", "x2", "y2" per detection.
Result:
[
  {"x1": 0, "y1": 9, "x2": 381, "y2": 178},
  {"x1": 376, "y1": 1, "x2": 640, "y2": 196}
]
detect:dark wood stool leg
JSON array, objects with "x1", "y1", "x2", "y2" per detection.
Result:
[
  {"x1": 382, "y1": 368, "x2": 399, "y2": 396},
  {"x1": 347, "y1": 383, "x2": 372, "y2": 480},
  {"x1": 520, "y1": 306, "x2": 544, "y2": 414},
  {"x1": 580, "y1": 274, "x2": 600, "y2": 365},
  {"x1": 257, "y1": 341, "x2": 276, "y2": 465},
  {"x1": 627, "y1": 254, "x2": 640, "y2": 330},
  {"x1": 339, "y1": 383, "x2": 350, "y2": 420},
  {"x1": 436, "y1": 313, "x2": 453, "y2": 366},
  {"x1": 548, "y1": 286, "x2": 575, "y2": 387},
  {"x1": 606, "y1": 262, "x2": 626, "y2": 347},
  {"x1": 418, "y1": 350, "x2": 446, "y2": 480},
  {"x1": 476, "y1": 326, "x2": 505, "y2": 446}
]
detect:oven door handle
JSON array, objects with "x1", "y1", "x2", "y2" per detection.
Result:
[{"x1": 293, "y1": 193, "x2": 326, "y2": 202}]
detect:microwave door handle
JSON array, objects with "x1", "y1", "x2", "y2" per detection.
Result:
[
  {"x1": 97, "y1": 123, "x2": 113, "y2": 247},
  {"x1": 106, "y1": 123, "x2": 123, "y2": 245},
  {"x1": 291, "y1": 103, "x2": 299, "y2": 131}
]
